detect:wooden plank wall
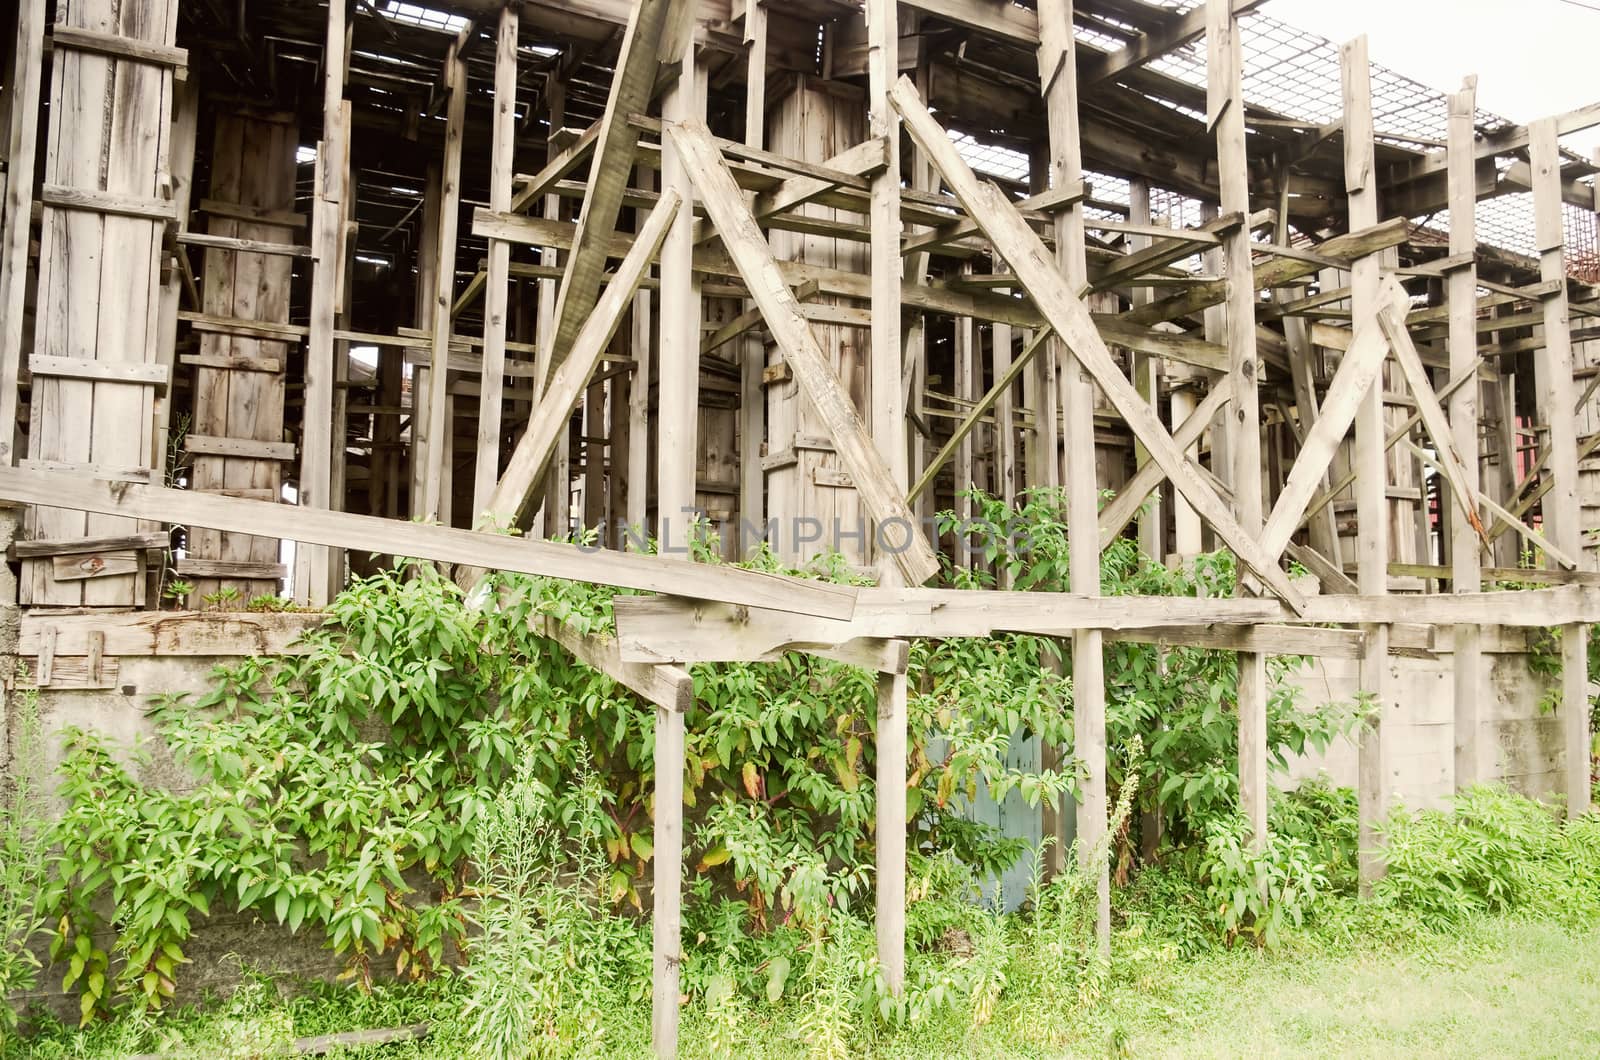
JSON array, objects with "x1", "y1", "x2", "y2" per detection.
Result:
[
  {"x1": 22, "y1": 0, "x2": 181, "y2": 605},
  {"x1": 184, "y1": 112, "x2": 298, "y2": 600},
  {"x1": 765, "y1": 76, "x2": 869, "y2": 570}
]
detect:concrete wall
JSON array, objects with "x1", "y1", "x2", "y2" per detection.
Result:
[{"x1": 1284, "y1": 649, "x2": 1567, "y2": 809}]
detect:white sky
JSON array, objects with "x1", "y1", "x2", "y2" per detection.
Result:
[{"x1": 1264, "y1": 0, "x2": 1600, "y2": 157}]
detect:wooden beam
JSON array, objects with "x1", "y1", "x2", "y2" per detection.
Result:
[
  {"x1": 508, "y1": 120, "x2": 601, "y2": 214},
  {"x1": 1530, "y1": 117, "x2": 1591, "y2": 818},
  {"x1": 890, "y1": 75, "x2": 1307, "y2": 612},
  {"x1": 1447, "y1": 77, "x2": 1483, "y2": 793},
  {"x1": 1208, "y1": 0, "x2": 1268, "y2": 849},
  {"x1": 295, "y1": 0, "x2": 349, "y2": 604},
  {"x1": 655, "y1": 34, "x2": 703, "y2": 562},
  {"x1": 473, "y1": 6, "x2": 519, "y2": 518},
  {"x1": 868, "y1": 0, "x2": 907, "y2": 600},
  {"x1": 421, "y1": 43, "x2": 467, "y2": 524},
  {"x1": 1038, "y1": 0, "x2": 1109, "y2": 953},
  {"x1": 739, "y1": 0, "x2": 769, "y2": 558},
  {"x1": 548, "y1": 0, "x2": 686, "y2": 381},
  {"x1": 483, "y1": 192, "x2": 681, "y2": 528},
  {"x1": 1343, "y1": 35, "x2": 1388, "y2": 890},
  {"x1": 668, "y1": 119, "x2": 941, "y2": 586},
  {"x1": 0, "y1": 466, "x2": 861, "y2": 619}
]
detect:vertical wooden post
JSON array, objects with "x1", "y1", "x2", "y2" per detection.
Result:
[
  {"x1": 1169, "y1": 384, "x2": 1203, "y2": 556},
  {"x1": 738, "y1": 0, "x2": 768, "y2": 556},
  {"x1": 874, "y1": 669, "x2": 908, "y2": 993},
  {"x1": 421, "y1": 38, "x2": 468, "y2": 525},
  {"x1": 626, "y1": 166, "x2": 655, "y2": 538},
  {"x1": 650, "y1": 701, "x2": 687, "y2": 1059},
  {"x1": 410, "y1": 165, "x2": 441, "y2": 520},
  {"x1": 1447, "y1": 77, "x2": 1483, "y2": 791},
  {"x1": 867, "y1": 0, "x2": 907, "y2": 994},
  {"x1": 1027, "y1": 146, "x2": 1061, "y2": 492},
  {"x1": 955, "y1": 288, "x2": 975, "y2": 557},
  {"x1": 537, "y1": 74, "x2": 569, "y2": 539},
  {"x1": 1343, "y1": 36, "x2": 1390, "y2": 889},
  {"x1": 1128, "y1": 178, "x2": 1161, "y2": 562},
  {"x1": 0, "y1": 0, "x2": 44, "y2": 468},
  {"x1": 1530, "y1": 117, "x2": 1592, "y2": 819},
  {"x1": 657, "y1": 36, "x2": 704, "y2": 548},
  {"x1": 653, "y1": 16, "x2": 701, "y2": 1054},
  {"x1": 1209, "y1": 0, "x2": 1268, "y2": 847},
  {"x1": 1037, "y1": 0, "x2": 1108, "y2": 954},
  {"x1": 296, "y1": 0, "x2": 349, "y2": 604},
  {"x1": 475, "y1": 6, "x2": 519, "y2": 522}
]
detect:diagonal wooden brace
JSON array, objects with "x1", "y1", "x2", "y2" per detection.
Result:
[
  {"x1": 667, "y1": 119, "x2": 942, "y2": 586},
  {"x1": 890, "y1": 76, "x2": 1306, "y2": 613}
]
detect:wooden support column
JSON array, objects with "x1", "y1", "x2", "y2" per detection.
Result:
[
  {"x1": 537, "y1": 75, "x2": 569, "y2": 538},
  {"x1": 626, "y1": 167, "x2": 655, "y2": 536},
  {"x1": 421, "y1": 38, "x2": 468, "y2": 525},
  {"x1": 875, "y1": 668, "x2": 908, "y2": 995},
  {"x1": 1343, "y1": 36, "x2": 1390, "y2": 889},
  {"x1": 1209, "y1": 0, "x2": 1268, "y2": 847},
  {"x1": 474, "y1": 6, "x2": 518, "y2": 522},
  {"x1": 650, "y1": 699, "x2": 687, "y2": 1060},
  {"x1": 1027, "y1": 146, "x2": 1060, "y2": 492},
  {"x1": 1037, "y1": 0, "x2": 1109, "y2": 954},
  {"x1": 1128, "y1": 178, "x2": 1160, "y2": 561},
  {"x1": 652, "y1": 24, "x2": 702, "y2": 1056},
  {"x1": 1447, "y1": 78, "x2": 1484, "y2": 791},
  {"x1": 410, "y1": 166, "x2": 441, "y2": 519},
  {"x1": 1530, "y1": 117, "x2": 1592, "y2": 819},
  {"x1": 867, "y1": 0, "x2": 907, "y2": 992},
  {"x1": 657, "y1": 32, "x2": 704, "y2": 550},
  {"x1": 738, "y1": 0, "x2": 768, "y2": 556},
  {"x1": 294, "y1": 0, "x2": 349, "y2": 604}
]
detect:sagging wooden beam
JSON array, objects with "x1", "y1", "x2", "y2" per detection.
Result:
[
  {"x1": 0, "y1": 465, "x2": 860, "y2": 619},
  {"x1": 667, "y1": 119, "x2": 941, "y2": 587},
  {"x1": 890, "y1": 75, "x2": 1307, "y2": 613}
]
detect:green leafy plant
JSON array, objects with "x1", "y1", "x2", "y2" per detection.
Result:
[
  {"x1": 161, "y1": 579, "x2": 193, "y2": 608},
  {"x1": 199, "y1": 586, "x2": 241, "y2": 611},
  {"x1": 1198, "y1": 815, "x2": 1329, "y2": 948},
  {"x1": 0, "y1": 684, "x2": 53, "y2": 1037}
]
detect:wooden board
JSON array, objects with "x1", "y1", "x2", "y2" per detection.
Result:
[{"x1": 23, "y1": 0, "x2": 180, "y2": 606}]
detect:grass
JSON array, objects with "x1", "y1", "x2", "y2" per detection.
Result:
[{"x1": 11, "y1": 907, "x2": 1599, "y2": 1059}]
